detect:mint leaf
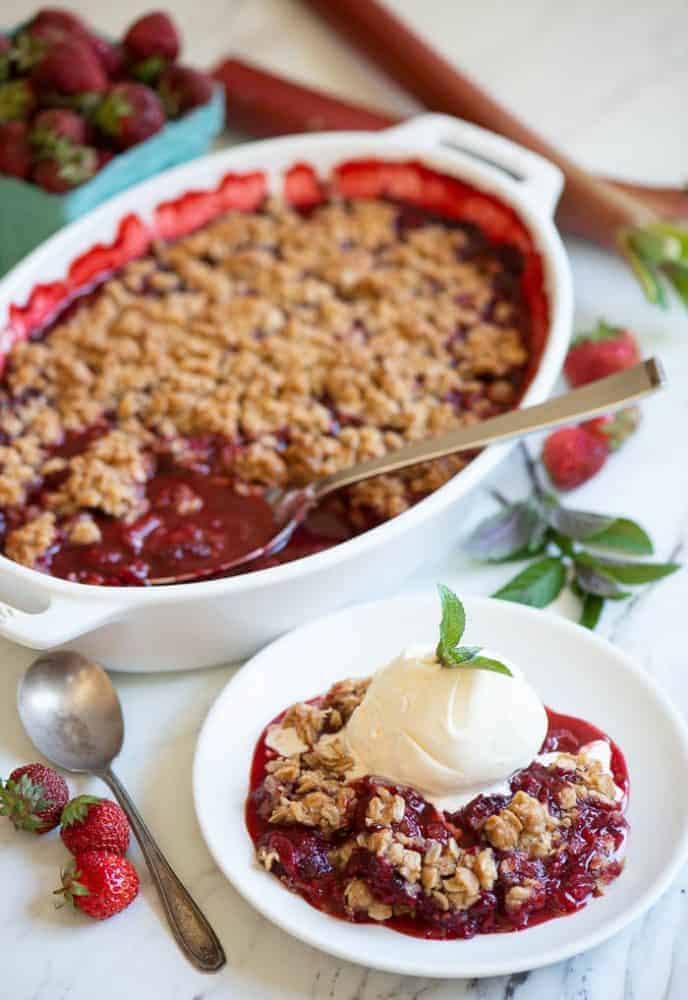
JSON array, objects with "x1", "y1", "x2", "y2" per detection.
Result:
[
  {"x1": 493, "y1": 557, "x2": 566, "y2": 608},
  {"x1": 435, "y1": 586, "x2": 512, "y2": 676},
  {"x1": 585, "y1": 517, "x2": 654, "y2": 555},
  {"x1": 469, "y1": 656, "x2": 513, "y2": 677},
  {"x1": 449, "y1": 645, "x2": 482, "y2": 664},
  {"x1": 580, "y1": 593, "x2": 604, "y2": 630},
  {"x1": 588, "y1": 559, "x2": 679, "y2": 585},
  {"x1": 436, "y1": 584, "x2": 465, "y2": 662}
]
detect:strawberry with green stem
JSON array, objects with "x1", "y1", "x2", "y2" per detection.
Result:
[
  {"x1": 564, "y1": 321, "x2": 641, "y2": 387},
  {"x1": 0, "y1": 763, "x2": 69, "y2": 834},
  {"x1": 94, "y1": 82, "x2": 165, "y2": 150},
  {"x1": 55, "y1": 850, "x2": 139, "y2": 920},
  {"x1": 32, "y1": 145, "x2": 99, "y2": 193},
  {"x1": 61, "y1": 794, "x2": 130, "y2": 856},
  {"x1": 124, "y1": 11, "x2": 180, "y2": 84}
]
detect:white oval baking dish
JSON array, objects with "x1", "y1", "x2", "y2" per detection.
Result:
[{"x1": 0, "y1": 113, "x2": 573, "y2": 672}]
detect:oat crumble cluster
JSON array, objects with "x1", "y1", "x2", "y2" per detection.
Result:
[
  {"x1": 248, "y1": 679, "x2": 627, "y2": 936},
  {"x1": 0, "y1": 197, "x2": 530, "y2": 576}
]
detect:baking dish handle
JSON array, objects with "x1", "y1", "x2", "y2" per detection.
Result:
[
  {"x1": 386, "y1": 113, "x2": 564, "y2": 217},
  {"x1": 0, "y1": 596, "x2": 118, "y2": 650}
]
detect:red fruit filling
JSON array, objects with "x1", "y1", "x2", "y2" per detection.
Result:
[{"x1": 247, "y1": 695, "x2": 628, "y2": 939}]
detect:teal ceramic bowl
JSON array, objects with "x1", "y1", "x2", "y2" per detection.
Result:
[{"x1": 0, "y1": 84, "x2": 225, "y2": 274}]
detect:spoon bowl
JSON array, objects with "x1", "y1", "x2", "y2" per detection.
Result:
[{"x1": 18, "y1": 651, "x2": 123, "y2": 773}]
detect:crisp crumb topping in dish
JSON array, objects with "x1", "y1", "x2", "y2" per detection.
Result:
[
  {"x1": 247, "y1": 679, "x2": 629, "y2": 939},
  {"x1": 0, "y1": 196, "x2": 535, "y2": 583}
]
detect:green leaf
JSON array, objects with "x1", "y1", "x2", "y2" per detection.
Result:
[
  {"x1": 666, "y1": 264, "x2": 688, "y2": 307},
  {"x1": 545, "y1": 504, "x2": 616, "y2": 541},
  {"x1": 622, "y1": 231, "x2": 667, "y2": 307},
  {"x1": 580, "y1": 593, "x2": 604, "y2": 630},
  {"x1": 468, "y1": 656, "x2": 513, "y2": 677},
  {"x1": 60, "y1": 794, "x2": 101, "y2": 828},
  {"x1": 585, "y1": 517, "x2": 654, "y2": 555},
  {"x1": 464, "y1": 501, "x2": 542, "y2": 562},
  {"x1": 588, "y1": 560, "x2": 679, "y2": 585},
  {"x1": 448, "y1": 645, "x2": 482, "y2": 664},
  {"x1": 436, "y1": 584, "x2": 466, "y2": 664},
  {"x1": 574, "y1": 558, "x2": 631, "y2": 600},
  {"x1": 571, "y1": 320, "x2": 619, "y2": 346},
  {"x1": 631, "y1": 227, "x2": 683, "y2": 265},
  {"x1": 493, "y1": 557, "x2": 567, "y2": 608}
]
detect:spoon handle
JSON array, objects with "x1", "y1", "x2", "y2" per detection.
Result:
[
  {"x1": 100, "y1": 767, "x2": 226, "y2": 973},
  {"x1": 315, "y1": 358, "x2": 665, "y2": 497}
]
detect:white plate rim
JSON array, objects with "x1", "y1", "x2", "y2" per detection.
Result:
[{"x1": 193, "y1": 594, "x2": 688, "y2": 978}]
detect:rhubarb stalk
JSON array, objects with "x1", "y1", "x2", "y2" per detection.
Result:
[{"x1": 297, "y1": 0, "x2": 688, "y2": 307}]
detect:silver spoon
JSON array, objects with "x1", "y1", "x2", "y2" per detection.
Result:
[
  {"x1": 17, "y1": 650, "x2": 226, "y2": 974},
  {"x1": 151, "y1": 358, "x2": 666, "y2": 584}
]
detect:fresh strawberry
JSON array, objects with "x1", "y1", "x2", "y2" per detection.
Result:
[
  {"x1": 60, "y1": 795, "x2": 130, "y2": 855},
  {"x1": 32, "y1": 108, "x2": 88, "y2": 147},
  {"x1": 94, "y1": 82, "x2": 164, "y2": 149},
  {"x1": 0, "y1": 121, "x2": 32, "y2": 179},
  {"x1": 0, "y1": 80, "x2": 36, "y2": 123},
  {"x1": 124, "y1": 11, "x2": 180, "y2": 64},
  {"x1": 582, "y1": 406, "x2": 641, "y2": 451},
  {"x1": 32, "y1": 37, "x2": 108, "y2": 97},
  {"x1": 0, "y1": 763, "x2": 69, "y2": 834},
  {"x1": 564, "y1": 321, "x2": 641, "y2": 387},
  {"x1": 96, "y1": 148, "x2": 113, "y2": 170},
  {"x1": 12, "y1": 23, "x2": 66, "y2": 73},
  {"x1": 32, "y1": 145, "x2": 98, "y2": 192},
  {"x1": 0, "y1": 33, "x2": 10, "y2": 82},
  {"x1": 158, "y1": 64, "x2": 213, "y2": 116},
  {"x1": 30, "y1": 7, "x2": 89, "y2": 36},
  {"x1": 56, "y1": 850, "x2": 139, "y2": 920},
  {"x1": 542, "y1": 426, "x2": 608, "y2": 491},
  {"x1": 91, "y1": 37, "x2": 125, "y2": 78}
]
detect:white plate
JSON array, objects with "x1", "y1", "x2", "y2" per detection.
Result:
[{"x1": 193, "y1": 594, "x2": 688, "y2": 978}]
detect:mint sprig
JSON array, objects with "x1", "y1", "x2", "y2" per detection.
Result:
[
  {"x1": 464, "y1": 445, "x2": 679, "y2": 629},
  {"x1": 436, "y1": 584, "x2": 512, "y2": 676}
]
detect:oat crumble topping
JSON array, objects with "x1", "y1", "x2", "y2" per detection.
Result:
[
  {"x1": 0, "y1": 197, "x2": 532, "y2": 577},
  {"x1": 248, "y1": 679, "x2": 627, "y2": 936}
]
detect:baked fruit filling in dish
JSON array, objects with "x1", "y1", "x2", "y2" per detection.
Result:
[
  {"x1": 0, "y1": 161, "x2": 547, "y2": 585},
  {"x1": 247, "y1": 588, "x2": 628, "y2": 939}
]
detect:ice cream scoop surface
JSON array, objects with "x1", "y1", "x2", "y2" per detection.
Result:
[{"x1": 344, "y1": 645, "x2": 547, "y2": 809}]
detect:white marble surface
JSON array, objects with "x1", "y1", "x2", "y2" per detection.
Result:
[{"x1": 1, "y1": 1, "x2": 687, "y2": 997}]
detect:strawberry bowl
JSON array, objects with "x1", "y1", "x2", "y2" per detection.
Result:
[
  {"x1": 0, "y1": 114, "x2": 573, "y2": 672},
  {"x1": 0, "y1": 80, "x2": 224, "y2": 275}
]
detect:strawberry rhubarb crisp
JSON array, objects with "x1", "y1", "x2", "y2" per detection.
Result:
[
  {"x1": 247, "y1": 683, "x2": 628, "y2": 939},
  {"x1": 0, "y1": 191, "x2": 538, "y2": 584},
  {"x1": 247, "y1": 588, "x2": 628, "y2": 938}
]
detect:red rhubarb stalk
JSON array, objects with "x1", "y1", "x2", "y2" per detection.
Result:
[
  {"x1": 296, "y1": 0, "x2": 688, "y2": 307},
  {"x1": 214, "y1": 59, "x2": 688, "y2": 227}
]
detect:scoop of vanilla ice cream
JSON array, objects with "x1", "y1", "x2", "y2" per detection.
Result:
[{"x1": 344, "y1": 645, "x2": 547, "y2": 809}]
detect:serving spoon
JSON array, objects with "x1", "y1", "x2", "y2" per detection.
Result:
[
  {"x1": 151, "y1": 358, "x2": 665, "y2": 584},
  {"x1": 17, "y1": 650, "x2": 227, "y2": 974}
]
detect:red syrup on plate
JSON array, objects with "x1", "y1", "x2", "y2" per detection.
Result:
[{"x1": 246, "y1": 704, "x2": 629, "y2": 939}]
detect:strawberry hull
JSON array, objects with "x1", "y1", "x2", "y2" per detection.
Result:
[{"x1": 0, "y1": 43, "x2": 224, "y2": 275}]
